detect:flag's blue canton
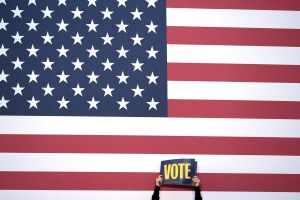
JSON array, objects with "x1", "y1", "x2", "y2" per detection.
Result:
[{"x1": 0, "y1": 0, "x2": 167, "y2": 117}]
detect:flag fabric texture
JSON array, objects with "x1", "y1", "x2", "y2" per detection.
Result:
[{"x1": 1, "y1": 0, "x2": 300, "y2": 199}]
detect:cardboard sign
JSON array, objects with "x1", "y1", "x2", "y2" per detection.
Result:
[{"x1": 160, "y1": 158, "x2": 197, "y2": 185}]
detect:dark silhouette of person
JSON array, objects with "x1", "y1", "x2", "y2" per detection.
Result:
[{"x1": 152, "y1": 175, "x2": 202, "y2": 200}]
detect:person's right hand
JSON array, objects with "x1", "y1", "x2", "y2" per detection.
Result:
[{"x1": 156, "y1": 175, "x2": 163, "y2": 187}]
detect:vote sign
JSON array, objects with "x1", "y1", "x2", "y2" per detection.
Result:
[{"x1": 160, "y1": 158, "x2": 197, "y2": 185}]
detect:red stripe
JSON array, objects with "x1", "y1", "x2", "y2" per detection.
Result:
[
  {"x1": 0, "y1": 135, "x2": 299, "y2": 155},
  {"x1": 168, "y1": 100, "x2": 300, "y2": 119},
  {"x1": 167, "y1": 27, "x2": 300, "y2": 47},
  {"x1": 167, "y1": 63, "x2": 300, "y2": 83},
  {"x1": 0, "y1": 172, "x2": 299, "y2": 192},
  {"x1": 166, "y1": 0, "x2": 300, "y2": 11}
]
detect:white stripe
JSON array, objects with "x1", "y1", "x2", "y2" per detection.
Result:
[
  {"x1": 167, "y1": 44, "x2": 300, "y2": 65},
  {"x1": 1, "y1": 153, "x2": 299, "y2": 174},
  {"x1": 1, "y1": 190, "x2": 300, "y2": 200},
  {"x1": 167, "y1": 8, "x2": 300, "y2": 29},
  {"x1": 168, "y1": 81, "x2": 300, "y2": 101},
  {"x1": 1, "y1": 116, "x2": 300, "y2": 138}
]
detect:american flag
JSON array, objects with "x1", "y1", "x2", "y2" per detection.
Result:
[{"x1": 1, "y1": 0, "x2": 300, "y2": 199}]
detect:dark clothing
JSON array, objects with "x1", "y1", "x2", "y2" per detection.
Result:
[
  {"x1": 152, "y1": 186, "x2": 160, "y2": 200},
  {"x1": 194, "y1": 186, "x2": 202, "y2": 200},
  {"x1": 152, "y1": 186, "x2": 202, "y2": 200}
]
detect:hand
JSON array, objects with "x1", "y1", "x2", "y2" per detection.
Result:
[
  {"x1": 155, "y1": 175, "x2": 163, "y2": 187},
  {"x1": 192, "y1": 176, "x2": 200, "y2": 187}
]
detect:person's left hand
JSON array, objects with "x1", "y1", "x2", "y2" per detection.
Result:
[{"x1": 192, "y1": 176, "x2": 200, "y2": 187}]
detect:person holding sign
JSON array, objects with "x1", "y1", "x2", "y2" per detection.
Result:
[{"x1": 152, "y1": 175, "x2": 203, "y2": 200}]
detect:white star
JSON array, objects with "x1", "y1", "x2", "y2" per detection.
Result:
[
  {"x1": 41, "y1": 32, "x2": 54, "y2": 44},
  {"x1": 0, "y1": 19, "x2": 9, "y2": 31},
  {"x1": 145, "y1": 0, "x2": 158, "y2": 8},
  {"x1": 27, "y1": 70, "x2": 39, "y2": 83},
  {"x1": 27, "y1": 44, "x2": 39, "y2": 57},
  {"x1": 102, "y1": 58, "x2": 114, "y2": 71},
  {"x1": 11, "y1": 6, "x2": 24, "y2": 18},
  {"x1": 117, "y1": 71, "x2": 129, "y2": 84},
  {"x1": 87, "y1": 0, "x2": 97, "y2": 6},
  {"x1": 87, "y1": 97, "x2": 99, "y2": 109},
  {"x1": 131, "y1": 8, "x2": 143, "y2": 20},
  {"x1": 146, "y1": 46, "x2": 158, "y2": 59},
  {"x1": 146, "y1": 21, "x2": 158, "y2": 33},
  {"x1": 58, "y1": 0, "x2": 67, "y2": 6},
  {"x1": 101, "y1": 33, "x2": 113, "y2": 45},
  {"x1": 0, "y1": 0, "x2": 6, "y2": 5},
  {"x1": 42, "y1": 57, "x2": 54, "y2": 70},
  {"x1": 86, "y1": 20, "x2": 99, "y2": 32},
  {"x1": 12, "y1": 83, "x2": 24, "y2": 95},
  {"x1": 57, "y1": 45, "x2": 69, "y2": 57},
  {"x1": 117, "y1": 0, "x2": 127, "y2": 7},
  {"x1": 56, "y1": 19, "x2": 69, "y2": 32},
  {"x1": 116, "y1": 46, "x2": 128, "y2": 58},
  {"x1": 87, "y1": 71, "x2": 99, "y2": 84},
  {"x1": 102, "y1": 84, "x2": 114, "y2": 97},
  {"x1": 57, "y1": 96, "x2": 69, "y2": 109},
  {"x1": 72, "y1": 7, "x2": 83, "y2": 19},
  {"x1": 101, "y1": 7, "x2": 113, "y2": 20},
  {"x1": 131, "y1": 59, "x2": 144, "y2": 71},
  {"x1": 72, "y1": 32, "x2": 84, "y2": 45},
  {"x1": 0, "y1": 44, "x2": 9, "y2": 57},
  {"x1": 27, "y1": 96, "x2": 39, "y2": 109},
  {"x1": 28, "y1": 0, "x2": 36, "y2": 5},
  {"x1": 131, "y1": 33, "x2": 143, "y2": 46},
  {"x1": 26, "y1": 19, "x2": 38, "y2": 31},
  {"x1": 72, "y1": 58, "x2": 84, "y2": 70},
  {"x1": 0, "y1": 96, "x2": 9, "y2": 108},
  {"x1": 72, "y1": 84, "x2": 85, "y2": 96},
  {"x1": 11, "y1": 31, "x2": 24, "y2": 44},
  {"x1": 87, "y1": 45, "x2": 99, "y2": 58},
  {"x1": 12, "y1": 57, "x2": 24, "y2": 70},
  {"x1": 42, "y1": 83, "x2": 55, "y2": 96},
  {"x1": 57, "y1": 71, "x2": 69, "y2": 83},
  {"x1": 117, "y1": 97, "x2": 129, "y2": 110},
  {"x1": 0, "y1": 70, "x2": 9, "y2": 82},
  {"x1": 116, "y1": 20, "x2": 128, "y2": 33},
  {"x1": 147, "y1": 72, "x2": 159, "y2": 84},
  {"x1": 41, "y1": 6, "x2": 53, "y2": 18},
  {"x1": 147, "y1": 97, "x2": 159, "y2": 110},
  {"x1": 132, "y1": 85, "x2": 144, "y2": 97}
]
